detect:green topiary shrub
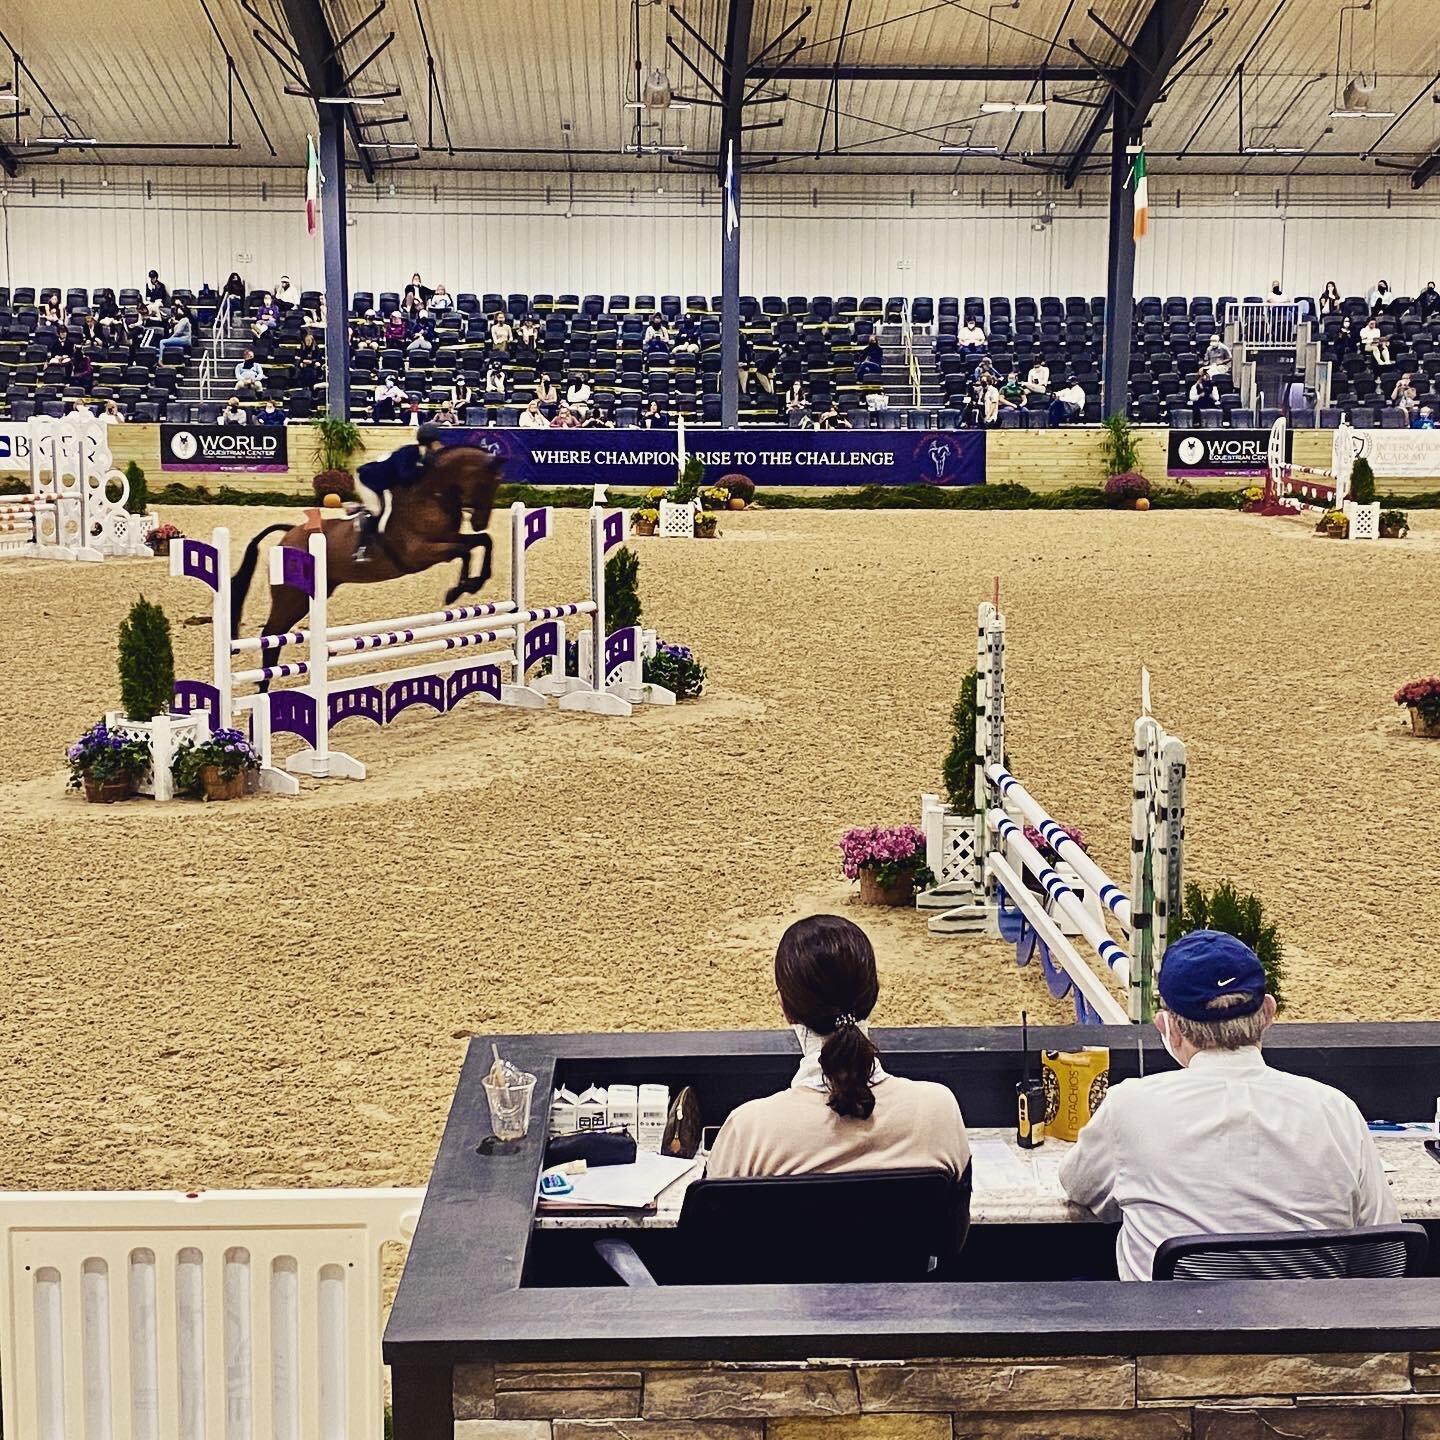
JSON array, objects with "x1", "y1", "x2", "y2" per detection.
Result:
[
  {"x1": 1349, "y1": 457, "x2": 1377, "y2": 506},
  {"x1": 124, "y1": 460, "x2": 149, "y2": 515},
  {"x1": 605, "y1": 546, "x2": 642, "y2": 633},
  {"x1": 671, "y1": 456, "x2": 705, "y2": 505},
  {"x1": 118, "y1": 596, "x2": 175, "y2": 721},
  {"x1": 941, "y1": 670, "x2": 980, "y2": 813},
  {"x1": 1170, "y1": 879, "x2": 1286, "y2": 1012}
]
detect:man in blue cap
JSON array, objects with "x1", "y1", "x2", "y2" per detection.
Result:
[{"x1": 1059, "y1": 930, "x2": 1396, "y2": 1281}]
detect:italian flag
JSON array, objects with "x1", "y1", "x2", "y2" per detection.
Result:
[
  {"x1": 1130, "y1": 146, "x2": 1149, "y2": 241},
  {"x1": 305, "y1": 134, "x2": 321, "y2": 235}
]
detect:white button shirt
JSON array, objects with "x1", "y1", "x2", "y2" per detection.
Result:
[{"x1": 1058, "y1": 1046, "x2": 1398, "y2": 1282}]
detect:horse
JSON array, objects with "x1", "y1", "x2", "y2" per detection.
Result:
[{"x1": 229, "y1": 444, "x2": 505, "y2": 683}]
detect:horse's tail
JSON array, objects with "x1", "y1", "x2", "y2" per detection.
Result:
[{"x1": 230, "y1": 524, "x2": 293, "y2": 638}]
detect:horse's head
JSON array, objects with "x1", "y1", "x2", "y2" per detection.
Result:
[{"x1": 431, "y1": 445, "x2": 505, "y2": 524}]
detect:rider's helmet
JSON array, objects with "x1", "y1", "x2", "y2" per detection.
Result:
[{"x1": 417, "y1": 422, "x2": 445, "y2": 445}]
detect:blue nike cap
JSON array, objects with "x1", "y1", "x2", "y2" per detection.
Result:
[{"x1": 1158, "y1": 930, "x2": 1268, "y2": 1021}]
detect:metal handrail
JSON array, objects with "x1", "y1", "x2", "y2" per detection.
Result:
[
  {"x1": 901, "y1": 299, "x2": 921, "y2": 408},
  {"x1": 199, "y1": 292, "x2": 236, "y2": 400}
]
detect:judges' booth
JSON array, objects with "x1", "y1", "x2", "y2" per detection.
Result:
[{"x1": 387, "y1": 1024, "x2": 1440, "y2": 1438}]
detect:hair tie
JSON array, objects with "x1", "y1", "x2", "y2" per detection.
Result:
[{"x1": 832, "y1": 1013, "x2": 858, "y2": 1031}]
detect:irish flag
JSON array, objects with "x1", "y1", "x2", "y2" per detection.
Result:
[
  {"x1": 305, "y1": 134, "x2": 321, "y2": 235},
  {"x1": 1130, "y1": 146, "x2": 1149, "y2": 240}
]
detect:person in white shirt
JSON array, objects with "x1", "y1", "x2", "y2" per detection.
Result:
[
  {"x1": 1368, "y1": 279, "x2": 1391, "y2": 314},
  {"x1": 981, "y1": 379, "x2": 1000, "y2": 426},
  {"x1": 1188, "y1": 371, "x2": 1220, "y2": 407},
  {"x1": 958, "y1": 319, "x2": 987, "y2": 355},
  {"x1": 518, "y1": 399, "x2": 550, "y2": 429},
  {"x1": 100, "y1": 400, "x2": 124, "y2": 425},
  {"x1": 1204, "y1": 338, "x2": 1232, "y2": 377},
  {"x1": 219, "y1": 396, "x2": 248, "y2": 426},
  {"x1": 274, "y1": 275, "x2": 297, "y2": 312},
  {"x1": 1264, "y1": 281, "x2": 1288, "y2": 305},
  {"x1": 1360, "y1": 317, "x2": 1392, "y2": 368},
  {"x1": 1024, "y1": 361, "x2": 1050, "y2": 396},
  {"x1": 1048, "y1": 378, "x2": 1085, "y2": 425},
  {"x1": 566, "y1": 377, "x2": 592, "y2": 416},
  {"x1": 1060, "y1": 930, "x2": 1397, "y2": 1283},
  {"x1": 427, "y1": 284, "x2": 454, "y2": 314}
]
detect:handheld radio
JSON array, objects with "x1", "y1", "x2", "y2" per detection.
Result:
[{"x1": 1016, "y1": 1010, "x2": 1047, "y2": 1149}]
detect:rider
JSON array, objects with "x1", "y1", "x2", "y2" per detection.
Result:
[{"x1": 353, "y1": 423, "x2": 446, "y2": 560}]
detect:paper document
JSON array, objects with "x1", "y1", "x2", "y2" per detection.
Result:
[
  {"x1": 539, "y1": 1152, "x2": 698, "y2": 1210},
  {"x1": 969, "y1": 1137, "x2": 1033, "y2": 1190}
]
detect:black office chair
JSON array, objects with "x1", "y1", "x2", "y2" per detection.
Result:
[
  {"x1": 1153, "y1": 1223, "x2": 1428, "y2": 1281},
  {"x1": 595, "y1": 1165, "x2": 971, "y2": 1287}
]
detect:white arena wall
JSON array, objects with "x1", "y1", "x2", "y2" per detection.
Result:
[{"x1": 9, "y1": 164, "x2": 1440, "y2": 303}]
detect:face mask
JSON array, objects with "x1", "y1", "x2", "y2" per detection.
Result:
[{"x1": 1156, "y1": 1012, "x2": 1184, "y2": 1066}]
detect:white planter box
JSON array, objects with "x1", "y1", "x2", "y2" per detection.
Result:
[
  {"x1": 1343, "y1": 499, "x2": 1381, "y2": 541},
  {"x1": 658, "y1": 499, "x2": 699, "y2": 539},
  {"x1": 105, "y1": 709, "x2": 211, "y2": 802}
]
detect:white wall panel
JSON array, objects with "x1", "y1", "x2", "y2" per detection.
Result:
[{"x1": 2, "y1": 166, "x2": 1437, "y2": 303}]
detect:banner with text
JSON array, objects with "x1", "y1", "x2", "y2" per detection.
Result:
[
  {"x1": 160, "y1": 423, "x2": 289, "y2": 473},
  {"x1": 0, "y1": 423, "x2": 105, "y2": 473},
  {"x1": 446, "y1": 427, "x2": 986, "y2": 488},
  {"x1": 1347, "y1": 427, "x2": 1440, "y2": 477},
  {"x1": 1167, "y1": 428, "x2": 1283, "y2": 479}
]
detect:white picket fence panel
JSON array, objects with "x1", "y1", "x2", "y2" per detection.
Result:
[{"x1": 0, "y1": 1187, "x2": 424, "y2": 1440}]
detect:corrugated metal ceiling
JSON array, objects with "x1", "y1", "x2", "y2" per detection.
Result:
[{"x1": 0, "y1": 0, "x2": 1435, "y2": 179}]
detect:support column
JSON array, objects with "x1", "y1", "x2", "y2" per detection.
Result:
[
  {"x1": 318, "y1": 111, "x2": 352, "y2": 420},
  {"x1": 720, "y1": 156, "x2": 741, "y2": 429},
  {"x1": 1101, "y1": 98, "x2": 1135, "y2": 423}
]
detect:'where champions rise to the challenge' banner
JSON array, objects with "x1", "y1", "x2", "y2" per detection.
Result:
[{"x1": 448, "y1": 428, "x2": 986, "y2": 488}]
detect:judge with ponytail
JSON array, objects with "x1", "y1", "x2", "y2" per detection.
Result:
[{"x1": 708, "y1": 915, "x2": 970, "y2": 1179}]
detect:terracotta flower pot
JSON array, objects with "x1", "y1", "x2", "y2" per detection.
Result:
[
  {"x1": 150, "y1": 538, "x2": 172, "y2": 557},
  {"x1": 727, "y1": 497, "x2": 747, "y2": 511},
  {"x1": 83, "y1": 776, "x2": 133, "y2": 803},
  {"x1": 631, "y1": 517, "x2": 657, "y2": 536},
  {"x1": 859, "y1": 867, "x2": 916, "y2": 906},
  {"x1": 199, "y1": 764, "x2": 246, "y2": 801},
  {"x1": 1410, "y1": 706, "x2": 1440, "y2": 739}
]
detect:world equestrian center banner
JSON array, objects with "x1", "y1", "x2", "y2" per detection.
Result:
[
  {"x1": 1167, "y1": 428, "x2": 1281, "y2": 479},
  {"x1": 447, "y1": 427, "x2": 986, "y2": 488}
]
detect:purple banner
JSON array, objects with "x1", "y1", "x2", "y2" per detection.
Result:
[{"x1": 442, "y1": 427, "x2": 986, "y2": 488}]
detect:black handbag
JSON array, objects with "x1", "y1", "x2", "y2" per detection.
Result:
[{"x1": 544, "y1": 1128, "x2": 637, "y2": 1169}]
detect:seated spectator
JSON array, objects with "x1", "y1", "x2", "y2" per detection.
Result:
[
  {"x1": 1189, "y1": 371, "x2": 1220, "y2": 407},
  {"x1": 1360, "y1": 316, "x2": 1392, "y2": 368},
  {"x1": 251, "y1": 293, "x2": 279, "y2": 349},
  {"x1": 98, "y1": 308, "x2": 129, "y2": 347},
  {"x1": 144, "y1": 269, "x2": 170, "y2": 306},
  {"x1": 672, "y1": 330, "x2": 700, "y2": 358},
  {"x1": 786, "y1": 389, "x2": 809, "y2": 427},
  {"x1": 638, "y1": 400, "x2": 667, "y2": 428},
  {"x1": 644, "y1": 314, "x2": 671, "y2": 352},
  {"x1": 219, "y1": 396, "x2": 248, "y2": 426},
  {"x1": 998, "y1": 370, "x2": 1026, "y2": 410},
  {"x1": 44, "y1": 348, "x2": 72, "y2": 381},
  {"x1": 426, "y1": 284, "x2": 454, "y2": 315},
  {"x1": 294, "y1": 332, "x2": 324, "y2": 388},
  {"x1": 406, "y1": 328, "x2": 434, "y2": 357},
  {"x1": 404, "y1": 273, "x2": 432, "y2": 307},
  {"x1": 1368, "y1": 278, "x2": 1392, "y2": 314},
  {"x1": 222, "y1": 271, "x2": 246, "y2": 304},
  {"x1": 384, "y1": 310, "x2": 409, "y2": 347},
  {"x1": 233, "y1": 349, "x2": 265, "y2": 394},
  {"x1": 1419, "y1": 281, "x2": 1440, "y2": 322},
  {"x1": 77, "y1": 314, "x2": 103, "y2": 349},
  {"x1": 818, "y1": 405, "x2": 852, "y2": 430},
  {"x1": 451, "y1": 377, "x2": 473, "y2": 415},
  {"x1": 519, "y1": 399, "x2": 550, "y2": 429},
  {"x1": 1334, "y1": 315, "x2": 1358, "y2": 361},
  {"x1": 534, "y1": 374, "x2": 559, "y2": 409},
  {"x1": 551, "y1": 402, "x2": 580, "y2": 429},
  {"x1": 69, "y1": 351, "x2": 94, "y2": 390},
  {"x1": 256, "y1": 398, "x2": 286, "y2": 425},
  {"x1": 1391, "y1": 373, "x2": 1417, "y2": 408},
  {"x1": 566, "y1": 376, "x2": 592, "y2": 416},
  {"x1": 273, "y1": 275, "x2": 297, "y2": 313},
  {"x1": 582, "y1": 408, "x2": 614, "y2": 428},
  {"x1": 855, "y1": 339, "x2": 883, "y2": 382},
  {"x1": 157, "y1": 305, "x2": 193, "y2": 360},
  {"x1": 351, "y1": 312, "x2": 381, "y2": 351},
  {"x1": 68, "y1": 398, "x2": 93, "y2": 419},
  {"x1": 515, "y1": 314, "x2": 541, "y2": 352},
  {"x1": 372, "y1": 374, "x2": 408, "y2": 423},
  {"x1": 40, "y1": 296, "x2": 64, "y2": 329},
  {"x1": 1264, "y1": 280, "x2": 1288, "y2": 305},
  {"x1": 484, "y1": 363, "x2": 507, "y2": 399},
  {"x1": 400, "y1": 293, "x2": 425, "y2": 328},
  {"x1": 1060, "y1": 930, "x2": 1395, "y2": 1282},
  {"x1": 958, "y1": 318, "x2": 987, "y2": 355},
  {"x1": 980, "y1": 376, "x2": 1001, "y2": 426},
  {"x1": 1318, "y1": 280, "x2": 1342, "y2": 317},
  {"x1": 1412, "y1": 406, "x2": 1436, "y2": 430},
  {"x1": 490, "y1": 312, "x2": 514, "y2": 355},
  {"x1": 1024, "y1": 360, "x2": 1051, "y2": 396},
  {"x1": 709, "y1": 915, "x2": 969, "y2": 1180},
  {"x1": 100, "y1": 399, "x2": 124, "y2": 425},
  {"x1": 432, "y1": 399, "x2": 459, "y2": 426},
  {"x1": 1204, "y1": 338, "x2": 1232, "y2": 377},
  {"x1": 1048, "y1": 376, "x2": 1086, "y2": 426}
]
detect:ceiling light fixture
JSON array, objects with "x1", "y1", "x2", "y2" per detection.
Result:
[
  {"x1": 624, "y1": 101, "x2": 691, "y2": 109},
  {"x1": 625, "y1": 143, "x2": 687, "y2": 155},
  {"x1": 49, "y1": 137, "x2": 98, "y2": 146},
  {"x1": 314, "y1": 95, "x2": 389, "y2": 107},
  {"x1": 939, "y1": 145, "x2": 999, "y2": 154},
  {"x1": 359, "y1": 141, "x2": 418, "y2": 150},
  {"x1": 980, "y1": 101, "x2": 1047, "y2": 114},
  {"x1": 1243, "y1": 145, "x2": 1305, "y2": 154}
]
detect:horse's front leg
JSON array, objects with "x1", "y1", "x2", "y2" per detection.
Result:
[{"x1": 444, "y1": 533, "x2": 493, "y2": 605}]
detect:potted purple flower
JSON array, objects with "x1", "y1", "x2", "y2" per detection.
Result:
[
  {"x1": 840, "y1": 824, "x2": 935, "y2": 906},
  {"x1": 1103, "y1": 471, "x2": 1151, "y2": 509},
  {"x1": 67, "y1": 720, "x2": 152, "y2": 803},
  {"x1": 1395, "y1": 678, "x2": 1440, "y2": 738},
  {"x1": 171, "y1": 726, "x2": 262, "y2": 800}
]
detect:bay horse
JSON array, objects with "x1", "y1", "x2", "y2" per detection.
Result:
[{"x1": 229, "y1": 444, "x2": 505, "y2": 681}]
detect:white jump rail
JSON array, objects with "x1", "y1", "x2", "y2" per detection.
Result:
[
  {"x1": 0, "y1": 1186, "x2": 423, "y2": 1440},
  {"x1": 923, "y1": 600, "x2": 1187, "y2": 1024}
]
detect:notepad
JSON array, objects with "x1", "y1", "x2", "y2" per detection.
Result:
[
  {"x1": 538, "y1": 1152, "x2": 698, "y2": 1211},
  {"x1": 969, "y1": 1137, "x2": 1034, "y2": 1190}
]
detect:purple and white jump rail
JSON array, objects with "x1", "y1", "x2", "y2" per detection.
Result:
[
  {"x1": 171, "y1": 504, "x2": 657, "y2": 790},
  {"x1": 923, "y1": 601, "x2": 1186, "y2": 1026}
]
